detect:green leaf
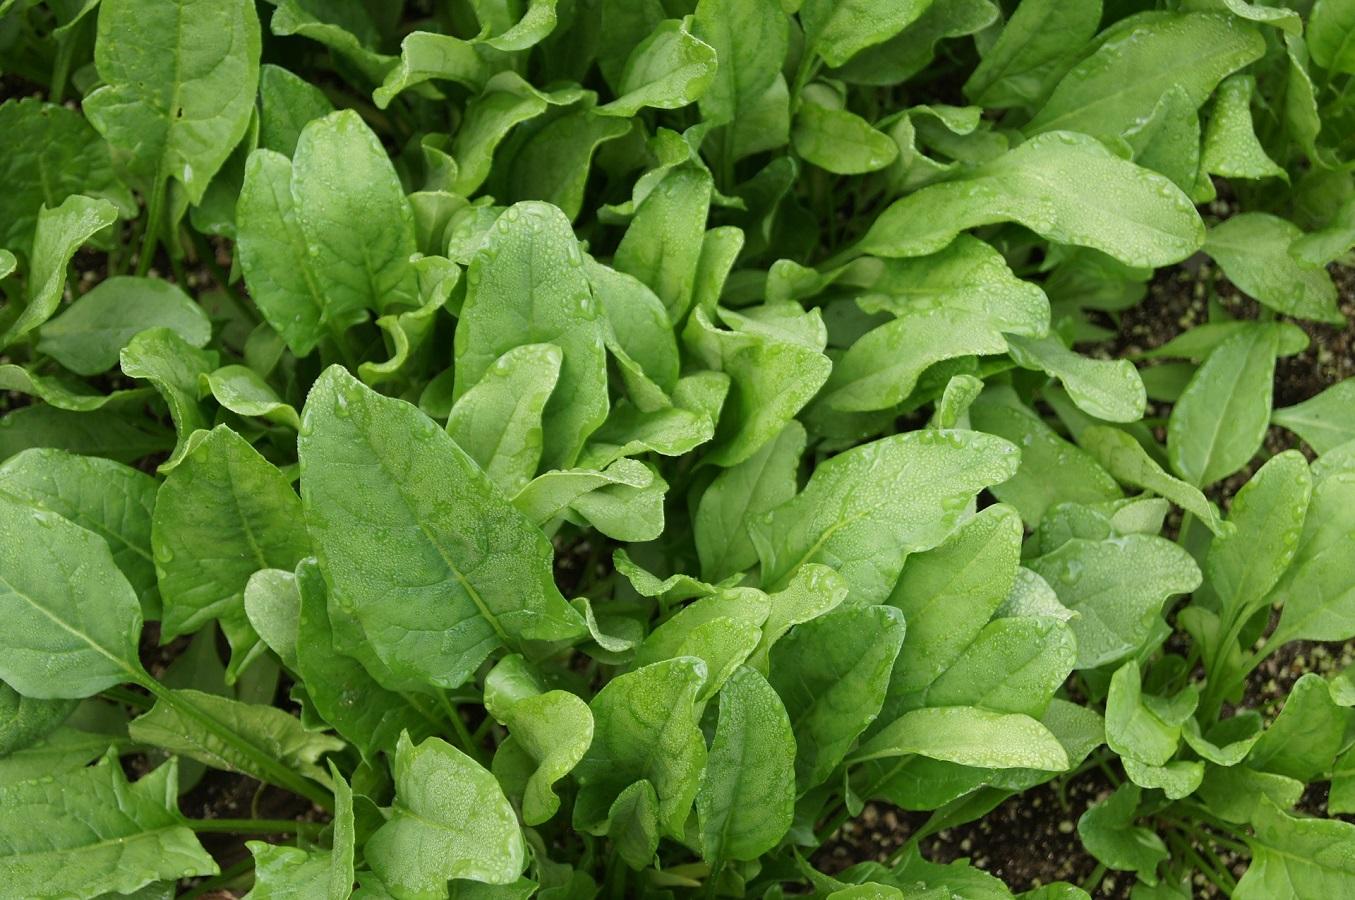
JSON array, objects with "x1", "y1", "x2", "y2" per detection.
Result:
[
  {"x1": 447, "y1": 343, "x2": 562, "y2": 496},
  {"x1": 574, "y1": 657, "x2": 708, "y2": 837},
  {"x1": 1235, "y1": 797, "x2": 1355, "y2": 898},
  {"x1": 0, "y1": 757, "x2": 216, "y2": 896},
  {"x1": 598, "y1": 17, "x2": 717, "y2": 116},
  {"x1": 0, "y1": 98, "x2": 133, "y2": 259},
  {"x1": 1105, "y1": 661, "x2": 1180, "y2": 766},
  {"x1": 697, "y1": 665, "x2": 795, "y2": 865},
  {"x1": 1273, "y1": 380, "x2": 1355, "y2": 454},
  {"x1": 751, "y1": 429, "x2": 1019, "y2": 604},
  {"x1": 615, "y1": 167, "x2": 713, "y2": 324},
  {"x1": 800, "y1": 0, "x2": 934, "y2": 67},
  {"x1": 1027, "y1": 12, "x2": 1264, "y2": 143},
  {"x1": 1006, "y1": 333, "x2": 1146, "y2": 423},
  {"x1": 129, "y1": 687, "x2": 343, "y2": 785},
  {"x1": 203, "y1": 366, "x2": 301, "y2": 430},
  {"x1": 1203, "y1": 214, "x2": 1343, "y2": 324},
  {"x1": 1269, "y1": 465, "x2": 1355, "y2": 645},
  {"x1": 0, "y1": 448, "x2": 158, "y2": 615},
  {"x1": 454, "y1": 202, "x2": 608, "y2": 469},
  {"x1": 1077, "y1": 783, "x2": 1166, "y2": 885},
  {"x1": 37, "y1": 275, "x2": 212, "y2": 376},
  {"x1": 119, "y1": 328, "x2": 218, "y2": 472},
  {"x1": 1028, "y1": 535, "x2": 1202, "y2": 668},
  {"x1": 855, "y1": 706, "x2": 1069, "y2": 771},
  {"x1": 494, "y1": 689, "x2": 593, "y2": 826},
  {"x1": 244, "y1": 569, "x2": 301, "y2": 673},
  {"x1": 373, "y1": 32, "x2": 492, "y2": 109},
  {"x1": 693, "y1": 0, "x2": 788, "y2": 149},
  {"x1": 1201, "y1": 74, "x2": 1286, "y2": 181},
  {"x1": 84, "y1": 0, "x2": 261, "y2": 203},
  {"x1": 969, "y1": 387, "x2": 1122, "y2": 524},
  {"x1": 769, "y1": 604, "x2": 906, "y2": 789},
  {"x1": 853, "y1": 131, "x2": 1205, "y2": 268},
  {"x1": 0, "y1": 405, "x2": 172, "y2": 464},
  {"x1": 962, "y1": 0, "x2": 1102, "y2": 108},
  {"x1": 257, "y1": 64, "x2": 335, "y2": 155},
  {"x1": 299, "y1": 366, "x2": 584, "y2": 691},
  {"x1": 1247, "y1": 674, "x2": 1346, "y2": 782},
  {"x1": 696, "y1": 421, "x2": 805, "y2": 582},
  {"x1": 792, "y1": 101, "x2": 899, "y2": 175},
  {"x1": 1309, "y1": 0, "x2": 1355, "y2": 74},
  {"x1": 0, "y1": 682, "x2": 76, "y2": 756},
  {"x1": 1166, "y1": 323, "x2": 1278, "y2": 486},
  {"x1": 0, "y1": 491, "x2": 145, "y2": 698},
  {"x1": 1081, "y1": 425, "x2": 1227, "y2": 534},
  {"x1": 1, "y1": 194, "x2": 118, "y2": 349},
  {"x1": 923, "y1": 616, "x2": 1076, "y2": 717},
  {"x1": 366, "y1": 734, "x2": 526, "y2": 891}
]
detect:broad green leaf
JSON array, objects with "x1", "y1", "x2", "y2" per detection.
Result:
[
  {"x1": 1081, "y1": 425, "x2": 1227, "y2": 534},
  {"x1": 800, "y1": 0, "x2": 934, "y2": 67},
  {"x1": 1247, "y1": 674, "x2": 1346, "y2": 782},
  {"x1": 1204, "y1": 214, "x2": 1343, "y2": 323},
  {"x1": 823, "y1": 309, "x2": 1008, "y2": 412},
  {"x1": 962, "y1": 0, "x2": 1102, "y2": 108},
  {"x1": 0, "y1": 492, "x2": 145, "y2": 698},
  {"x1": 257, "y1": 64, "x2": 335, "y2": 155},
  {"x1": 0, "y1": 98, "x2": 133, "y2": 259},
  {"x1": 119, "y1": 328, "x2": 217, "y2": 471},
  {"x1": 37, "y1": 276, "x2": 212, "y2": 375},
  {"x1": 853, "y1": 131, "x2": 1205, "y2": 268},
  {"x1": 0, "y1": 682, "x2": 76, "y2": 756},
  {"x1": 1309, "y1": 0, "x2": 1355, "y2": 74},
  {"x1": 1078, "y1": 784, "x2": 1166, "y2": 885},
  {"x1": 129, "y1": 687, "x2": 343, "y2": 785},
  {"x1": 696, "y1": 421, "x2": 805, "y2": 582},
  {"x1": 0, "y1": 252, "x2": 12, "y2": 281},
  {"x1": 0, "y1": 362, "x2": 145, "y2": 412},
  {"x1": 451, "y1": 74, "x2": 580, "y2": 197},
  {"x1": 366, "y1": 734, "x2": 526, "y2": 891},
  {"x1": 247, "y1": 843, "x2": 332, "y2": 899},
  {"x1": 373, "y1": 32, "x2": 492, "y2": 109},
  {"x1": 829, "y1": 0, "x2": 997, "y2": 85},
  {"x1": 1196, "y1": 765, "x2": 1304, "y2": 825},
  {"x1": 684, "y1": 305, "x2": 830, "y2": 467},
  {"x1": 887, "y1": 504, "x2": 1023, "y2": 694},
  {"x1": 848, "y1": 236, "x2": 1050, "y2": 336},
  {"x1": 769, "y1": 604, "x2": 906, "y2": 789},
  {"x1": 0, "y1": 405, "x2": 172, "y2": 464},
  {"x1": 1, "y1": 194, "x2": 117, "y2": 349},
  {"x1": 792, "y1": 101, "x2": 898, "y2": 175},
  {"x1": 1273, "y1": 380, "x2": 1355, "y2": 454},
  {"x1": 923, "y1": 616, "x2": 1076, "y2": 717},
  {"x1": 203, "y1": 366, "x2": 300, "y2": 430},
  {"x1": 1006, "y1": 334, "x2": 1145, "y2": 423},
  {"x1": 1206, "y1": 451, "x2": 1312, "y2": 633},
  {"x1": 0, "y1": 758, "x2": 216, "y2": 896},
  {"x1": 693, "y1": 0, "x2": 788, "y2": 145},
  {"x1": 751, "y1": 429, "x2": 1019, "y2": 604},
  {"x1": 749, "y1": 564, "x2": 848, "y2": 672},
  {"x1": 697, "y1": 665, "x2": 795, "y2": 864},
  {"x1": 454, "y1": 202, "x2": 608, "y2": 469},
  {"x1": 153, "y1": 426, "x2": 309, "y2": 670},
  {"x1": 1121, "y1": 758, "x2": 1203, "y2": 800},
  {"x1": 1167, "y1": 323, "x2": 1278, "y2": 486},
  {"x1": 512, "y1": 459, "x2": 658, "y2": 532},
  {"x1": 244, "y1": 569, "x2": 301, "y2": 673},
  {"x1": 615, "y1": 167, "x2": 713, "y2": 324},
  {"x1": 1105, "y1": 661, "x2": 1179, "y2": 766},
  {"x1": 447, "y1": 343, "x2": 562, "y2": 496},
  {"x1": 269, "y1": 0, "x2": 396, "y2": 87},
  {"x1": 1235, "y1": 797, "x2": 1355, "y2": 898},
  {"x1": 290, "y1": 111, "x2": 420, "y2": 318},
  {"x1": 0, "y1": 448, "x2": 158, "y2": 614},
  {"x1": 507, "y1": 110, "x2": 632, "y2": 221},
  {"x1": 574, "y1": 657, "x2": 707, "y2": 837},
  {"x1": 586, "y1": 255, "x2": 680, "y2": 402},
  {"x1": 969, "y1": 387, "x2": 1122, "y2": 524},
  {"x1": 299, "y1": 366, "x2": 584, "y2": 691},
  {"x1": 1028, "y1": 534, "x2": 1202, "y2": 668},
  {"x1": 1140, "y1": 320, "x2": 1310, "y2": 360},
  {"x1": 854, "y1": 706, "x2": 1069, "y2": 771},
  {"x1": 1122, "y1": 85, "x2": 1202, "y2": 194},
  {"x1": 1269, "y1": 466, "x2": 1355, "y2": 645},
  {"x1": 1027, "y1": 13, "x2": 1264, "y2": 142},
  {"x1": 84, "y1": 0, "x2": 260, "y2": 203},
  {"x1": 1201, "y1": 74, "x2": 1286, "y2": 181},
  {"x1": 597, "y1": 18, "x2": 717, "y2": 117},
  {"x1": 494, "y1": 690, "x2": 593, "y2": 826},
  {"x1": 293, "y1": 560, "x2": 438, "y2": 761}
]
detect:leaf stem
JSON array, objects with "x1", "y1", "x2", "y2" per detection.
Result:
[
  {"x1": 135, "y1": 676, "x2": 334, "y2": 811},
  {"x1": 186, "y1": 817, "x2": 326, "y2": 836},
  {"x1": 178, "y1": 857, "x2": 255, "y2": 900},
  {"x1": 136, "y1": 178, "x2": 167, "y2": 278},
  {"x1": 439, "y1": 691, "x2": 486, "y2": 765}
]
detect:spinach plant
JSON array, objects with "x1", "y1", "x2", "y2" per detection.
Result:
[{"x1": 0, "y1": 0, "x2": 1354, "y2": 898}]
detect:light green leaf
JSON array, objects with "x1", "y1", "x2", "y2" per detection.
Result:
[
  {"x1": 257, "y1": 64, "x2": 335, "y2": 155},
  {"x1": 0, "y1": 682, "x2": 76, "y2": 756},
  {"x1": 373, "y1": 32, "x2": 492, "y2": 109},
  {"x1": 203, "y1": 366, "x2": 300, "y2": 430},
  {"x1": 366, "y1": 734, "x2": 526, "y2": 891},
  {"x1": 1006, "y1": 333, "x2": 1146, "y2": 423},
  {"x1": 1247, "y1": 674, "x2": 1346, "y2": 782},
  {"x1": 1235, "y1": 796, "x2": 1355, "y2": 898},
  {"x1": 447, "y1": 343, "x2": 562, "y2": 496},
  {"x1": 792, "y1": 101, "x2": 898, "y2": 175},
  {"x1": 0, "y1": 757, "x2": 216, "y2": 896},
  {"x1": 1204, "y1": 213, "x2": 1343, "y2": 323},
  {"x1": 1309, "y1": 0, "x2": 1355, "y2": 74},
  {"x1": 1268, "y1": 466, "x2": 1355, "y2": 645},
  {"x1": 37, "y1": 276, "x2": 212, "y2": 376},
  {"x1": 962, "y1": 0, "x2": 1101, "y2": 108},
  {"x1": 753, "y1": 429, "x2": 1018, "y2": 603},
  {"x1": 800, "y1": 0, "x2": 934, "y2": 67},
  {"x1": 494, "y1": 690, "x2": 593, "y2": 826},
  {"x1": 1201, "y1": 74, "x2": 1286, "y2": 181},
  {"x1": 924, "y1": 616, "x2": 1076, "y2": 718},
  {"x1": 598, "y1": 17, "x2": 716, "y2": 116},
  {"x1": 769, "y1": 605, "x2": 906, "y2": 789},
  {"x1": 855, "y1": 706, "x2": 1069, "y2": 770},
  {"x1": 697, "y1": 666, "x2": 796, "y2": 865},
  {"x1": 615, "y1": 167, "x2": 713, "y2": 324},
  {"x1": 1078, "y1": 783, "x2": 1166, "y2": 885},
  {"x1": 119, "y1": 328, "x2": 217, "y2": 472},
  {"x1": 0, "y1": 492, "x2": 145, "y2": 698},
  {"x1": 1273, "y1": 380, "x2": 1355, "y2": 454},
  {"x1": 299, "y1": 366, "x2": 584, "y2": 691},
  {"x1": 1106, "y1": 661, "x2": 1180, "y2": 766},
  {"x1": 1028, "y1": 534, "x2": 1202, "y2": 668},
  {"x1": 853, "y1": 131, "x2": 1205, "y2": 268},
  {"x1": 84, "y1": 0, "x2": 260, "y2": 203},
  {"x1": 1081, "y1": 425, "x2": 1227, "y2": 534}
]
